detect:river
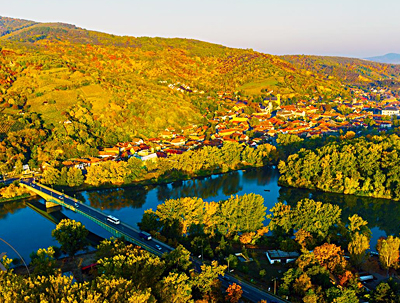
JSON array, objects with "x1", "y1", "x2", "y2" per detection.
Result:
[{"x1": 0, "y1": 168, "x2": 398, "y2": 263}]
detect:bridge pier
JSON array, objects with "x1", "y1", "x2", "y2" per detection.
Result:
[{"x1": 46, "y1": 203, "x2": 62, "y2": 213}]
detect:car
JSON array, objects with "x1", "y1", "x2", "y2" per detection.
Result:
[
  {"x1": 155, "y1": 244, "x2": 162, "y2": 251},
  {"x1": 75, "y1": 202, "x2": 79, "y2": 208},
  {"x1": 59, "y1": 196, "x2": 64, "y2": 199}
]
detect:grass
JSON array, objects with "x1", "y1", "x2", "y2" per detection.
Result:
[{"x1": 239, "y1": 78, "x2": 279, "y2": 95}]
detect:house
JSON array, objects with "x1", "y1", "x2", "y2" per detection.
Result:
[
  {"x1": 141, "y1": 153, "x2": 158, "y2": 162},
  {"x1": 265, "y1": 250, "x2": 299, "y2": 264},
  {"x1": 171, "y1": 137, "x2": 186, "y2": 146},
  {"x1": 381, "y1": 106, "x2": 399, "y2": 116}
]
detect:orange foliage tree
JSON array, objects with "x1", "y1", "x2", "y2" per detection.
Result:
[{"x1": 225, "y1": 283, "x2": 243, "y2": 303}]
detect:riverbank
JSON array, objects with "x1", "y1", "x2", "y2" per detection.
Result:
[{"x1": 56, "y1": 164, "x2": 271, "y2": 196}]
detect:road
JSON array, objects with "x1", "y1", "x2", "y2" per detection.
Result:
[
  {"x1": 20, "y1": 178, "x2": 289, "y2": 303},
  {"x1": 20, "y1": 178, "x2": 173, "y2": 256}
]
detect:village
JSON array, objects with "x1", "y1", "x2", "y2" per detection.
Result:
[{"x1": 60, "y1": 85, "x2": 400, "y2": 171}]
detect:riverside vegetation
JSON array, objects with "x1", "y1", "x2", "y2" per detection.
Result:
[{"x1": 279, "y1": 133, "x2": 400, "y2": 200}]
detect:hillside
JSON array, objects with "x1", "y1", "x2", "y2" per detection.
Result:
[
  {"x1": 281, "y1": 54, "x2": 400, "y2": 85},
  {"x1": 0, "y1": 17, "x2": 350, "y2": 140},
  {"x1": 365, "y1": 53, "x2": 400, "y2": 64},
  {"x1": 0, "y1": 16, "x2": 399, "y2": 168}
]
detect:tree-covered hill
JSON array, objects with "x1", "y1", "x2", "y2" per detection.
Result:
[
  {"x1": 282, "y1": 54, "x2": 400, "y2": 85},
  {"x1": 0, "y1": 16, "x2": 348, "y2": 138}
]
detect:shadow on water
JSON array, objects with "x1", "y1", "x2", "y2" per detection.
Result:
[
  {"x1": 26, "y1": 200, "x2": 104, "y2": 246},
  {"x1": 278, "y1": 186, "x2": 400, "y2": 236}
]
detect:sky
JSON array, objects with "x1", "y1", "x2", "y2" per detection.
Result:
[{"x1": 1, "y1": 0, "x2": 399, "y2": 58}]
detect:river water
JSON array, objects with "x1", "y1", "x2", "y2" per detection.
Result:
[{"x1": 0, "y1": 168, "x2": 398, "y2": 263}]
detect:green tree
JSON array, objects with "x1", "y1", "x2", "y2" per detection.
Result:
[
  {"x1": 192, "y1": 261, "x2": 226, "y2": 297},
  {"x1": 42, "y1": 167, "x2": 61, "y2": 185},
  {"x1": 348, "y1": 232, "x2": 370, "y2": 267},
  {"x1": 67, "y1": 167, "x2": 84, "y2": 187},
  {"x1": 51, "y1": 219, "x2": 88, "y2": 257},
  {"x1": 163, "y1": 244, "x2": 192, "y2": 271},
  {"x1": 158, "y1": 272, "x2": 192, "y2": 303}
]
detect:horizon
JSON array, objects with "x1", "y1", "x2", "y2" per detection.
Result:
[{"x1": 1, "y1": 0, "x2": 399, "y2": 58}]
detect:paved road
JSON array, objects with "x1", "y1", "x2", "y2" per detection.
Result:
[{"x1": 20, "y1": 178, "x2": 289, "y2": 303}]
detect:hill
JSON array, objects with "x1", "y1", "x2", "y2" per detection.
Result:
[
  {"x1": 281, "y1": 54, "x2": 400, "y2": 85},
  {"x1": 0, "y1": 16, "x2": 399, "y2": 168},
  {"x1": 0, "y1": 16, "x2": 347, "y2": 137},
  {"x1": 365, "y1": 53, "x2": 400, "y2": 64}
]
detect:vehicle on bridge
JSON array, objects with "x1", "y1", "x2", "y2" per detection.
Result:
[
  {"x1": 106, "y1": 215, "x2": 120, "y2": 225},
  {"x1": 139, "y1": 231, "x2": 152, "y2": 240}
]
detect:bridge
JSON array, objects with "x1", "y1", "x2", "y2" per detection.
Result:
[
  {"x1": 19, "y1": 178, "x2": 289, "y2": 303},
  {"x1": 20, "y1": 179, "x2": 173, "y2": 257}
]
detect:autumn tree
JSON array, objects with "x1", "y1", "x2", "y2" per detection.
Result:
[
  {"x1": 192, "y1": 261, "x2": 226, "y2": 298},
  {"x1": 377, "y1": 236, "x2": 400, "y2": 275},
  {"x1": 313, "y1": 243, "x2": 347, "y2": 275},
  {"x1": 30, "y1": 246, "x2": 58, "y2": 277},
  {"x1": 225, "y1": 283, "x2": 243, "y2": 303},
  {"x1": 42, "y1": 166, "x2": 61, "y2": 185},
  {"x1": 157, "y1": 272, "x2": 192, "y2": 303},
  {"x1": 348, "y1": 232, "x2": 370, "y2": 267}
]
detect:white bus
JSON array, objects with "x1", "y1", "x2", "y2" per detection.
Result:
[{"x1": 106, "y1": 215, "x2": 120, "y2": 225}]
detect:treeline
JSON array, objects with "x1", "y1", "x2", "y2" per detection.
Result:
[
  {"x1": 140, "y1": 193, "x2": 267, "y2": 238},
  {"x1": 153, "y1": 142, "x2": 277, "y2": 178},
  {"x1": 40, "y1": 142, "x2": 276, "y2": 188},
  {"x1": 278, "y1": 134, "x2": 400, "y2": 200},
  {"x1": 0, "y1": 219, "x2": 233, "y2": 303}
]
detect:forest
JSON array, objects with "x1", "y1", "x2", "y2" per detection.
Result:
[
  {"x1": 278, "y1": 134, "x2": 400, "y2": 200},
  {"x1": 0, "y1": 219, "x2": 231, "y2": 303}
]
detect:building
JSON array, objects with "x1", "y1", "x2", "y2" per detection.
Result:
[
  {"x1": 265, "y1": 250, "x2": 299, "y2": 264},
  {"x1": 381, "y1": 106, "x2": 399, "y2": 116}
]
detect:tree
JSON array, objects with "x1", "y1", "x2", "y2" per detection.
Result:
[
  {"x1": 163, "y1": 244, "x2": 192, "y2": 271},
  {"x1": 313, "y1": 243, "x2": 347, "y2": 275},
  {"x1": 218, "y1": 194, "x2": 266, "y2": 237},
  {"x1": 14, "y1": 159, "x2": 23, "y2": 175},
  {"x1": 370, "y1": 281, "x2": 400, "y2": 303},
  {"x1": 348, "y1": 232, "x2": 370, "y2": 267},
  {"x1": 268, "y1": 199, "x2": 341, "y2": 241},
  {"x1": 225, "y1": 283, "x2": 243, "y2": 303},
  {"x1": 377, "y1": 236, "x2": 400, "y2": 275},
  {"x1": 51, "y1": 219, "x2": 88, "y2": 257},
  {"x1": 42, "y1": 167, "x2": 61, "y2": 185},
  {"x1": 192, "y1": 261, "x2": 226, "y2": 297},
  {"x1": 67, "y1": 167, "x2": 84, "y2": 187},
  {"x1": 158, "y1": 272, "x2": 192, "y2": 303},
  {"x1": 30, "y1": 246, "x2": 57, "y2": 277},
  {"x1": 293, "y1": 273, "x2": 312, "y2": 297},
  {"x1": 138, "y1": 209, "x2": 161, "y2": 233}
]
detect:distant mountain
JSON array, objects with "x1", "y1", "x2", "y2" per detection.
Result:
[{"x1": 365, "y1": 53, "x2": 400, "y2": 64}]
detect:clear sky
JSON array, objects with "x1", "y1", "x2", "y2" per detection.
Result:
[{"x1": 1, "y1": 0, "x2": 399, "y2": 58}]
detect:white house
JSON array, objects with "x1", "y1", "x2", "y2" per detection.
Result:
[{"x1": 265, "y1": 250, "x2": 299, "y2": 264}]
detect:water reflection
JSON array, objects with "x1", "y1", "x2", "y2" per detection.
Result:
[
  {"x1": 0, "y1": 200, "x2": 29, "y2": 220},
  {"x1": 155, "y1": 172, "x2": 241, "y2": 201},
  {"x1": 85, "y1": 186, "x2": 149, "y2": 210},
  {"x1": 2, "y1": 167, "x2": 400, "y2": 262},
  {"x1": 278, "y1": 187, "x2": 400, "y2": 237}
]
